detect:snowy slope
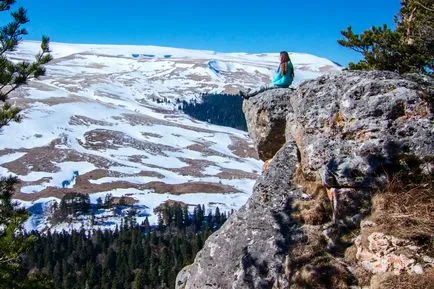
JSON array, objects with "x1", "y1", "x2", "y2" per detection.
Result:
[{"x1": 0, "y1": 41, "x2": 341, "y2": 232}]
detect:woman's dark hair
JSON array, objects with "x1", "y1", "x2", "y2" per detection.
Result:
[{"x1": 279, "y1": 51, "x2": 290, "y2": 75}]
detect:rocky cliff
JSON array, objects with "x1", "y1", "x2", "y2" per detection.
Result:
[{"x1": 176, "y1": 71, "x2": 433, "y2": 289}]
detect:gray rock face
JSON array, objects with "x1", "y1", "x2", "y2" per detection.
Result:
[
  {"x1": 287, "y1": 71, "x2": 433, "y2": 190},
  {"x1": 242, "y1": 88, "x2": 294, "y2": 161},
  {"x1": 176, "y1": 71, "x2": 433, "y2": 288},
  {"x1": 176, "y1": 142, "x2": 300, "y2": 289}
]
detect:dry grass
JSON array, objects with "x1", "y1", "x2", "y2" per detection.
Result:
[
  {"x1": 370, "y1": 179, "x2": 434, "y2": 245},
  {"x1": 371, "y1": 268, "x2": 434, "y2": 289},
  {"x1": 286, "y1": 227, "x2": 354, "y2": 289},
  {"x1": 291, "y1": 168, "x2": 332, "y2": 225}
]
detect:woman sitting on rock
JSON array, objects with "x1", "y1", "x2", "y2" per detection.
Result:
[{"x1": 241, "y1": 51, "x2": 294, "y2": 99}]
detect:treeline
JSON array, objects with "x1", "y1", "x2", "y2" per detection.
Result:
[
  {"x1": 50, "y1": 192, "x2": 137, "y2": 225},
  {"x1": 179, "y1": 93, "x2": 247, "y2": 131},
  {"x1": 24, "y1": 203, "x2": 228, "y2": 289}
]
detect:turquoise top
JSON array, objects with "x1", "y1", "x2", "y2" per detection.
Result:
[{"x1": 272, "y1": 61, "x2": 294, "y2": 88}]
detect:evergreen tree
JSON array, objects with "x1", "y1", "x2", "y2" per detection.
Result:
[
  {"x1": 133, "y1": 269, "x2": 147, "y2": 289},
  {"x1": 338, "y1": 0, "x2": 433, "y2": 75},
  {"x1": 0, "y1": 2, "x2": 52, "y2": 287},
  {"x1": 0, "y1": 1, "x2": 52, "y2": 129}
]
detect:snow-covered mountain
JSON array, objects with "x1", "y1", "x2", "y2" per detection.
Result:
[{"x1": 0, "y1": 41, "x2": 341, "y2": 232}]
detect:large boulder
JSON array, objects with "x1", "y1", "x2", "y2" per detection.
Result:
[
  {"x1": 176, "y1": 71, "x2": 433, "y2": 288},
  {"x1": 242, "y1": 88, "x2": 294, "y2": 161}
]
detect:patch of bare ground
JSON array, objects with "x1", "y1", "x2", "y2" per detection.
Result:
[
  {"x1": 118, "y1": 113, "x2": 170, "y2": 126},
  {"x1": 111, "y1": 196, "x2": 138, "y2": 205},
  {"x1": 13, "y1": 164, "x2": 237, "y2": 201},
  {"x1": 137, "y1": 170, "x2": 165, "y2": 178},
  {"x1": 79, "y1": 129, "x2": 178, "y2": 154},
  {"x1": 216, "y1": 169, "x2": 258, "y2": 180},
  {"x1": 175, "y1": 123, "x2": 218, "y2": 133},
  {"x1": 140, "y1": 181, "x2": 239, "y2": 195},
  {"x1": 0, "y1": 149, "x2": 15, "y2": 157},
  {"x1": 13, "y1": 180, "x2": 238, "y2": 201},
  {"x1": 168, "y1": 158, "x2": 215, "y2": 177},
  {"x1": 223, "y1": 85, "x2": 243, "y2": 95},
  {"x1": 128, "y1": 110, "x2": 219, "y2": 134},
  {"x1": 154, "y1": 200, "x2": 188, "y2": 212},
  {"x1": 141, "y1": 132, "x2": 163, "y2": 139},
  {"x1": 33, "y1": 95, "x2": 86, "y2": 106},
  {"x1": 69, "y1": 115, "x2": 114, "y2": 126},
  {"x1": 187, "y1": 74, "x2": 210, "y2": 82},
  {"x1": 14, "y1": 181, "x2": 140, "y2": 201},
  {"x1": 3, "y1": 140, "x2": 117, "y2": 175},
  {"x1": 127, "y1": 155, "x2": 144, "y2": 163},
  {"x1": 49, "y1": 74, "x2": 112, "y2": 93},
  {"x1": 77, "y1": 169, "x2": 120, "y2": 181},
  {"x1": 186, "y1": 144, "x2": 206, "y2": 153},
  {"x1": 186, "y1": 141, "x2": 238, "y2": 160},
  {"x1": 148, "y1": 106, "x2": 178, "y2": 115},
  {"x1": 47, "y1": 53, "x2": 87, "y2": 65},
  {"x1": 25, "y1": 80, "x2": 58, "y2": 92},
  {"x1": 228, "y1": 135, "x2": 259, "y2": 159},
  {"x1": 9, "y1": 89, "x2": 82, "y2": 109}
]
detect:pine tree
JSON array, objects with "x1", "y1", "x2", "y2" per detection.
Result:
[
  {"x1": 338, "y1": 0, "x2": 433, "y2": 75},
  {"x1": 0, "y1": 1, "x2": 52, "y2": 129},
  {"x1": 133, "y1": 269, "x2": 147, "y2": 289},
  {"x1": 0, "y1": 1, "x2": 52, "y2": 288}
]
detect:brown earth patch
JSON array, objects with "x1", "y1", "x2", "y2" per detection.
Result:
[
  {"x1": 127, "y1": 155, "x2": 145, "y2": 163},
  {"x1": 79, "y1": 129, "x2": 177, "y2": 154},
  {"x1": 186, "y1": 143, "x2": 207, "y2": 153},
  {"x1": 22, "y1": 177, "x2": 52, "y2": 186},
  {"x1": 32, "y1": 96, "x2": 85, "y2": 106},
  {"x1": 154, "y1": 200, "x2": 188, "y2": 212},
  {"x1": 14, "y1": 181, "x2": 139, "y2": 201},
  {"x1": 223, "y1": 84, "x2": 243, "y2": 95},
  {"x1": 69, "y1": 115, "x2": 114, "y2": 126},
  {"x1": 4, "y1": 140, "x2": 116, "y2": 176},
  {"x1": 216, "y1": 168, "x2": 258, "y2": 180},
  {"x1": 118, "y1": 113, "x2": 169, "y2": 126},
  {"x1": 174, "y1": 122, "x2": 219, "y2": 134},
  {"x1": 188, "y1": 74, "x2": 210, "y2": 82},
  {"x1": 13, "y1": 179, "x2": 239, "y2": 201},
  {"x1": 170, "y1": 158, "x2": 215, "y2": 177},
  {"x1": 186, "y1": 141, "x2": 238, "y2": 159},
  {"x1": 137, "y1": 170, "x2": 165, "y2": 178},
  {"x1": 0, "y1": 149, "x2": 16, "y2": 157},
  {"x1": 141, "y1": 132, "x2": 163, "y2": 139},
  {"x1": 228, "y1": 135, "x2": 259, "y2": 159},
  {"x1": 111, "y1": 196, "x2": 138, "y2": 205},
  {"x1": 141, "y1": 181, "x2": 239, "y2": 195},
  {"x1": 76, "y1": 169, "x2": 118, "y2": 182},
  {"x1": 76, "y1": 169, "x2": 164, "y2": 185}
]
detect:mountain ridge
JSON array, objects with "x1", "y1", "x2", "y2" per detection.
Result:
[{"x1": 1, "y1": 41, "x2": 342, "y2": 232}]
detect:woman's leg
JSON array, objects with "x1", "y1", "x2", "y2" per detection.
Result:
[{"x1": 241, "y1": 85, "x2": 281, "y2": 99}]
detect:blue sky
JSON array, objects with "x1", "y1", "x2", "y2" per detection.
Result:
[{"x1": 17, "y1": 0, "x2": 400, "y2": 66}]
